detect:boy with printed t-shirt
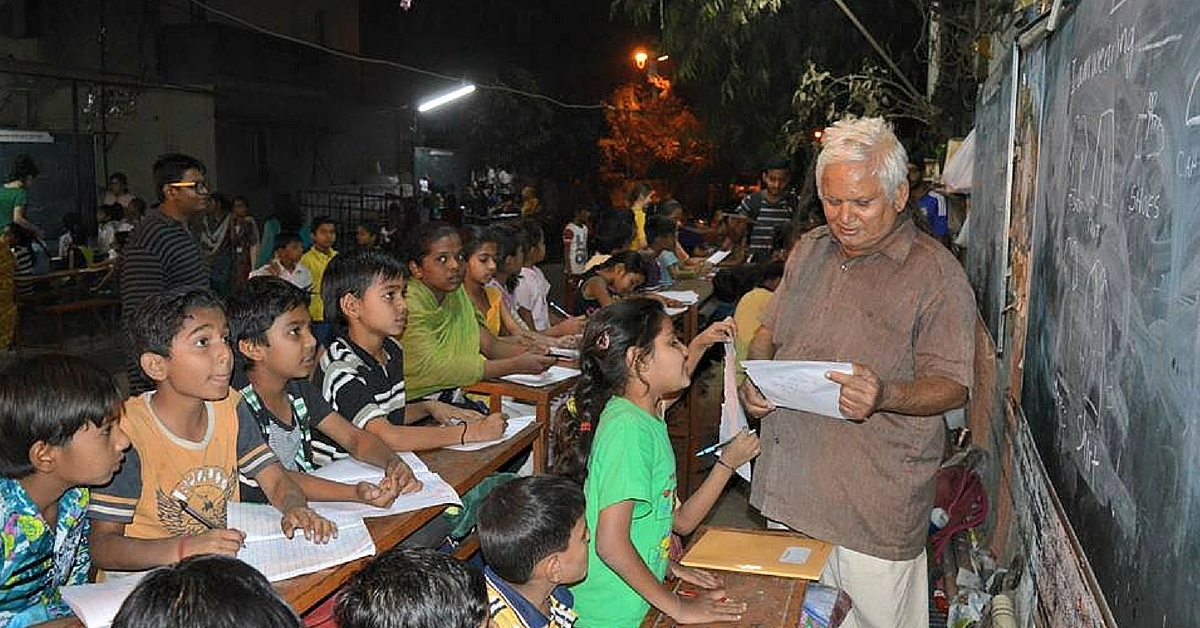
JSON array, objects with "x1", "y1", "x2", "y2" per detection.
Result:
[
  {"x1": 227, "y1": 276, "x2": 421, "y2": 504},
  {"x1": 89, "y1": 287, "x2": 336, "y2": 572},
  {"x1": 477, "y1": 476, "x2": 588, "y2": 628},
  {"x1": 0, "y1": 356, "x2": 130, "y2": 627}
]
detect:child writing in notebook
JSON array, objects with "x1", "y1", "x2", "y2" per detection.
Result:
[
  {"x1": 226, "y1": 276, "x2": 421, "y2": 504},
  {"x1": 89, "y1": 287, "x2": 336, "y2": 573},
  {"x1": 0, "y1": 356, "x2": 129, "y2": 627},
  {"x1": 514, "y1": 221, "x2": 585, "y2": 337},
  {"x1": 574, "y1": 251, "x2": 647, "y2": 317},
  {"x1": 554, "y1": 299, "x2": 759, "y2": 628}
]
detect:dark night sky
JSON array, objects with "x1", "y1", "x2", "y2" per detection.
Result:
[{"x1": 360, "y1": 0, "x2": 654, "y2": 107}]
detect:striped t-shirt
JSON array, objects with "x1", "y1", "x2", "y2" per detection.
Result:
[
  {"x1": 736, "y1": 190, "x2": 799, "y2": 259},
  {"x1": 315, "y1": 335, "x2": 407, "y2": 459},
  {"x1": 119, "y1": 209, "x2": 209, "y2": 392}
]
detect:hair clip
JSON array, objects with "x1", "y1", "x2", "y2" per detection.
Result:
[
  {"x1": 579, "y1": 421, "x2": 593, "y2": 433},
  {"x1": 565, "y1": 396, "x2": 578, "y2": 417},
  {"x1": 596, "y1": 331, "x2": 610, "y2": 350}
]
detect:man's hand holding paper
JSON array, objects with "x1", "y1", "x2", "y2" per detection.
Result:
[
  {"x1": 825, "y1": 363, "x2": 885, "y2": 421},
  {"x1": 740, "y1": 360, "x2": 855, "y2": 420}
]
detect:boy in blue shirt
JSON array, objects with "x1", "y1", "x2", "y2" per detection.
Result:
[
  {"x1": 0, "y1": 356, "x2": 130, "y2": 626},
  {"x1": 477, "y1": 476, "x2": 589, "y2": 628}
]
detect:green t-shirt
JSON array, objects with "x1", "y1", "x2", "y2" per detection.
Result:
[
  {"x1": 0, "y1": 186, "x2": 27, "y2": 231},
  {"x1": 572, "y1": 396, "x2": 677, "y2": 628}
]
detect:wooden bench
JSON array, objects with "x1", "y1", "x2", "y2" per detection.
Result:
[{"x1": 38, "y1": 297, "x2": 120, "y2": 348}]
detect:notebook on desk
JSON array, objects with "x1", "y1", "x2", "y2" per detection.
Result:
[{"x1": 679, "y1": 528, "x2": 833, "y2": 580}]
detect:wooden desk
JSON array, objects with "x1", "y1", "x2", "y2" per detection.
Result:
[
  {"x1": 664, "y1": 279, "x2": 714, "y2": 498},
  {"x1": 641, "y1": 527, "x2": 810, "y2": 628},
  {"x1": 464, "y1": 374, "x2": 578, "y2": 472},
  {"x1": 275, "y1": 419, "x2": 542, "y2": 612}
]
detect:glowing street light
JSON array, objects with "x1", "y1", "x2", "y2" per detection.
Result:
[
  {"x1": 417, "y1": 84, "x2": 477, "y2": 113},
  {"x1": 633, "y1": 49, "x2": 649, "y2": 69}
]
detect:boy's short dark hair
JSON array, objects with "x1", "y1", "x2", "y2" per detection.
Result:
[
  {"x1": 112, "y1": 554, "x2": 302, "y2": 628},
  {"x1": 0, "y1": 355, "x2": 123, "y2": 478},
  {"x1": 311, "y1": 215, "x2": 337, "y2": 231},
  {"x1": 335, "y1": 547, "x2": 487, "y2": 628},
  {"x1": 477, "y1": 475, "x2": 585, "y2": 584},
  {"x1": 645, "y1": 215, "x2": 678, "y2": 244},
  {"x1": 274, "y1": 232, "x2": 302, "y2": 252},
  {"x1": 594, "y1": 211, "x2": 635, "y2": 255},
  {"x1": 109, "y1": 171, "x2": 128, "y2": 185},
  {"x1": 322, "y1": 249, "x2": 406, "y2": 330},
  {"x1": 128, "y1": 286, "x2": 225, "y2": 359},
  {"x1": 487, "y1": 224, "x2": 521, "y2": 263},
  {"x1": 227, "y1": 277, "x2": 311, "y2": 367},
  {"x1": 763, "y1": 156, "x2": 792, "y2": 172},
  {"x1": 518, "y1": 219, "x2": 545, "y2": 251},
  {"x1": 152, "y1": 153, "x2": 206, "y2": 201}
]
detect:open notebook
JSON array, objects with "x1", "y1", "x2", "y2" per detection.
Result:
[{"x1": 680, "y1": 528, "x2": 833, "y2": 580}]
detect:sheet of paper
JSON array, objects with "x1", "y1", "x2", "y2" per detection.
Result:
[
  {"x1": 227, "y1": 501, "x2": 362, "y2": 540},
  {"x1": 500, "y1": 365, "x2": 580, "y2": 387},
  {"x1": 307, "y1": 470, "x2": 462, "y2": 521},
  {"x1": 236, "y1": 521, "x2": 376, "y2": 582},
  {"x1": 445, "y1": 414, "x2": 536, "y2": 451},
  {"x1": 312, "y1": 451, "x2": 430, "y2": 482},
  {"x1": 61, "y1": 575, "x2": 145, "y2": 628},
  {"x1": 656, "y1": 289, "x2": 700, "y2": 305},
  {"x1": 547, "y1": 346, "x2": 579, "y2": 360},
  {"x1": 664, "y1": 306, "x2": 689, "y2": 316},
  {"x1": 742, "y1": 360, "x2": 854, "y2": 420},
  {"x1": 720, "y1": 342, "x2": 751, "y2": 481},
  {"x1": 706, "y1": 249, "x2": 731, "y2": 265}
]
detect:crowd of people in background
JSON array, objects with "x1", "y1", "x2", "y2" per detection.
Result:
[{"x1": 0, "y1": 116, "x2": 970, "y2": 628}]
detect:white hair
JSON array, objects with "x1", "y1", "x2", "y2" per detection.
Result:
[{"x1": 815, "y1": 117, "x2": 909, "y2": 203}]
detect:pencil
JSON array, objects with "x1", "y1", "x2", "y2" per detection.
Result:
[
  {"x1": 177, "y1": 498, "x2": 220, "y2": 530},
  {"x1": 549, "y1": 300, "x2": 571, "y2": 318},
  {"x1": 694, "y1": 429, "x2": 756, "y2": 457}
]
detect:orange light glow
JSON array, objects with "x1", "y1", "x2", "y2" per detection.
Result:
[{"x1": 633, "y1": 50, "x2": 649, "y2": 69}]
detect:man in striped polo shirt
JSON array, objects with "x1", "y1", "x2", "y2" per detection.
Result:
[
  {"x1": 119, "y1": 154, "x2": 212, "y2": 394},
  {"x1": 736, "y1": 158, "x2": 799, "y2": 261}
]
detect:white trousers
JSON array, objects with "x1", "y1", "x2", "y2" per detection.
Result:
[{"x1": 767, "y1": 521, "x2": 928, "y2": 628}]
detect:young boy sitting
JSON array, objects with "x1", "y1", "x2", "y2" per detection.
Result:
[
  {"x1": 644, "y1": 215, "x2": 704, "y2": 290},
  {"x1": 250, "y1": 232, "x2": 313, "y2": 292},
  {"x1": 335, "y1": 547, "x2": 488, "y2": 628},
  {"x1": 477, "y1": 476, "x2": 588, "y2": 628},
  {"x1": 226, "y1": 276, "x2": 421, "y2": 505},
  {"x1": 316, "y1": 249, "x2": 507, "y2": 453},
  {"x1": 89, "y1": 287, "x2": 336, "y2": 573},
  {"x1": 0, "y1": 356, "x2": 130, "y2": 627}
]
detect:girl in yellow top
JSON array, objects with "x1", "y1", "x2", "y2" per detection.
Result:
[{"x1": 627, "y1": 183, "x2": 653, "y2": 251}]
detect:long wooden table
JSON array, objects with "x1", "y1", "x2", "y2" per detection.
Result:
[
  {"x1": 275, "y1": 419, "x2": 542, "y2": 612},
  {"x1": 641, "y1": 527, "x2": 810, "y2": 628},
  {"x1": 664, "y1": 279, "x2": 715, "y2": 498},
  {"x1": 464, "y1": 373, "x2": 578, "y2": 472}
]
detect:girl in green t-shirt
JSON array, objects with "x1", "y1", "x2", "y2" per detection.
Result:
[{"x1": 556, "y1": 299, "x2": 760, "y2": 628}]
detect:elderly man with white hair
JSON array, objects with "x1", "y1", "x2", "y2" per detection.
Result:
[{"x1": 740, "y1": 117, "x2": 975, "y2": 628}]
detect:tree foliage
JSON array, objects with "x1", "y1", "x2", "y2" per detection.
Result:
[
  {"x1": 613, "y1": 0, "x2": 1012, "y2": 166},
  {"x1": 598, "y1": 81, "x2": 714, "y2": 181}
]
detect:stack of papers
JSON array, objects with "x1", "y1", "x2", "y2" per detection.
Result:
[
  {"x1": 706, "y1": 249, "x2": 731, "y2": 265},
  {"x1": 720, "y1": 343, "x2": 752, "y2": 481},
  {"x1": 657, "y1": 289, "x2": 701, "y2": 305},
  {"x1": 227, "y1": 501, "x2": 376, "y2": 582},
  {"x1": 446, "y1": 414, "x2": 536, "y2": 451},
  {"x1": 741, "y1": 360, "x2": 853, "y2": 420},
  {"x1": 500, "y1": 365, "x2": 580, "y2": 387},
  {"x1": 310, "y1": 452, "x2": 462, "y2": 520},
  {"x1": 61, "y1": 575, "x2": 145, "y2": 628}
]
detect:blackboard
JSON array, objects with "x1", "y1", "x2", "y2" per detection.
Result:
[
  {"x1": 0, "y1": 133, "x2": 98, "y2": 241},
  {"x1": 1020, "y1": 0, "x2": 1200, "y2": 625},
  {"x1": 969, "y1": 48, "x2": 1016, "y2": 350}
]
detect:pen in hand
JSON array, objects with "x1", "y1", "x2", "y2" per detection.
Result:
[
  {"x1": 694, "y1": 429, "x2": 756, "y2": 457},
  {"x1": 549, "y1": 300, "x2": 571, "y2": 318},
  {"x1": 174, "y1": 492, "x2": 220, "y2": 530}
]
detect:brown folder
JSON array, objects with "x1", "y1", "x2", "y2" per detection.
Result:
[{"x1": 679, "y1": 527, "x2": 833, "y2": 580}]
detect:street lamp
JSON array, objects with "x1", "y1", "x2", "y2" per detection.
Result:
[
  {"x1": 633, "y1": 49, "x2": 649, "y2": 70},
  {"x1": 417, "y1": 83, "x2": 477, "y2": 113}
]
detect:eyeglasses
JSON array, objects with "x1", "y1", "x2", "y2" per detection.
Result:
[{"x1": 167, "y1": 181, "x2": 210, "y2": 194}]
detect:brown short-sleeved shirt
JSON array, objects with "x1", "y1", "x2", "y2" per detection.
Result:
[{"x1": 749, "y1": 218, "x2": 975, "y2": 560}]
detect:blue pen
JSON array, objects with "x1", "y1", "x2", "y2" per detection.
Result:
[{"x1": 694, "y1": 429, "x2": 755, "y2": 457}]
